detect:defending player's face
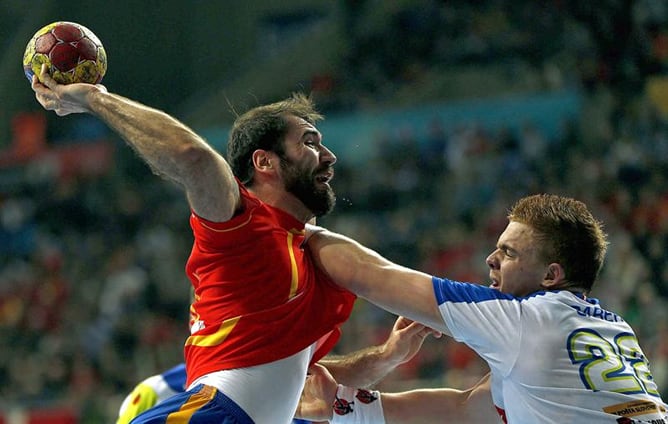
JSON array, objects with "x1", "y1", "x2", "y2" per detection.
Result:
[
  {"x1": 486, "y1": 221, "x2": 549, "y2": 297},
  {"x1": 279, "y1": 116, "x2": 337, "y2": 217}
]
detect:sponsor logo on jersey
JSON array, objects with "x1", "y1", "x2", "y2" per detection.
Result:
[{"x1": 605, "y1": 399, "x2": 667, "y2": 423}]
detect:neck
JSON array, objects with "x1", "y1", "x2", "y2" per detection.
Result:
[{"x1": 248, "y1": 185, "x2": 313, "y2": 223}]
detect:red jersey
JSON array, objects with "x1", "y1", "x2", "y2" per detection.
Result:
[{"x1": 183, "y1": 183, "x2": 356, "y2": 386}]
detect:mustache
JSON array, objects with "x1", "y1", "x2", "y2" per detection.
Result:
[{"x1": 314, "y1": 164, "x2": 334, "y2": 176}]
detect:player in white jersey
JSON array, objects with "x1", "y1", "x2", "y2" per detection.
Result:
[{"x1": 304, "y1": 194, "x2": 668, "y2": 423}]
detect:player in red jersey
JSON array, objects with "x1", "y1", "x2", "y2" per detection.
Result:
[
  {"x1": 31, "y1": 65, "x2": 355, "y2": 423},
  {"x1": 117, "y1": 317, "x2": 442, "y2": 424}
]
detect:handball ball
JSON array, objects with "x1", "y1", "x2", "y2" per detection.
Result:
[{"x1": 23, "y1": 21, "x2": 107, "y2": 85}]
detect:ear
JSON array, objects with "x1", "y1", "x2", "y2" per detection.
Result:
[
  {"x1": 541, "y1": 263, "x2": 566, "y2": 289},
  {"x1": 251, "y1": 149, "x2": 276, "y2": 175}
]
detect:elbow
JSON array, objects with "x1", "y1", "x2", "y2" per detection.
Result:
[
  {"x1": 174, "y1": 138, "x2": 220, "y2": 182},
  {"x1": 178, "y1": 141, "x2": 211, "y2": 167}
]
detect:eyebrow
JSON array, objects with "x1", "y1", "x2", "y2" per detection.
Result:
[
  {"x1": 498, "y1": 243, "x2": 516, "y2": 254},
  {"x1": 301, "y1": 129, "x2": 321, "y2": 141}
]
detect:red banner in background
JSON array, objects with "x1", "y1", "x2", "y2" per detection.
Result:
[
  {"x1": 0, "y1": 407, "x2": 77, "y2": 424},
  {"x1": 42, "y1": 140, "x2": 115, "y2": 179},
  {"x1": 0, "y1": 112, "x2": 115, "y2": 180},
  {"x1": 10, "y1": 113, "x2": 47, "y2": 161}
]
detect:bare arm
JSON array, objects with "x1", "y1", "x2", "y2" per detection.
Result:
[
  {"x1": 31, "y1": 67, "x2": 238, "y2": 221},
  {"x1": 307, "y1": 228, "x2": 448, "y2": 334},
  {"x1": 297, "y1": 365, "x2": 498, "y2": 424},
  {"x1": 382, "y1": 373, "x2": 498, "y2": 424},
  {"x1": 320, "y1": 316, "x2": 441, "y2": 388}
]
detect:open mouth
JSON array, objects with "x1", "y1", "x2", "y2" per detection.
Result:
[
  {"x1": 489, "y1": 277, "x2": 500, "y2": 290},
  {"x1": 316, "y1": 171, "x2": 333, "y2": 184}
]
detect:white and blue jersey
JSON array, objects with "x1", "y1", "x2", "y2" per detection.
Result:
[{"x1": 432, "y1": 276, "x2": 668, "y2": 424}]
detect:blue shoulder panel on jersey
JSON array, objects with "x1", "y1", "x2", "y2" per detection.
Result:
[
  {"x1": 431, "y1": 276, "x2": 574, "y2": 306},
  {"x1": 163, "y1": 363, "x2": 187, "y2": 392},
  {"x1": 431, "y1": 276, "x2": 514, "y2": 305}
]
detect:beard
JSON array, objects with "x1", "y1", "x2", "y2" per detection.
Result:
[{"x1": 280, "y1": 158, "x2": 336, "y2": 217}]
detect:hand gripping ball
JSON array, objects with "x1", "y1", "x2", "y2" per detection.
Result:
[{"x1": 23, "y1": 21, "x2": 107, "y2": 84}]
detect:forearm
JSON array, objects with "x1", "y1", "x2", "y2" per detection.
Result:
[
  {"x1": 88, "y1": 91, "x2": 212, "y2": 184},
  {"x1": 326, "y1": 386, "x2": 496, "y2": 424},
  {"x1": 333, "y1": 383, "x2": 496, "y2": 424},
  {"x1": 319, "y1": 345, "x2": 402, "y2": 388},
  {"x1": 381, "y1": 389, "x2": 470, "y2": 424},
  {"x1": 385, "y1": 372, "x2": 496, "y2": 424},
  {"x1": 298, "y1": 366, "x2": 495, "y2": 423},
  {"x1": 33, "y1": 68, "x2": 237, "y2": 220},
  {"x1": 87, "y1": 91, "x2": 238, "y2": 220}
]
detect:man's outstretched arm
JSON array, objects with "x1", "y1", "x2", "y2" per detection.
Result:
[
  {"x1": 298, "y1": 365, "x2": 498, "y2": 424},
  {"x1": 307, "y1": 227, "x2": 447, "y2": 334},
  {"x1": 381, "y1": 373, "x2": 497, "y2": 424},
  {"x1": 31, "y1": 65, "x2": 239, "y2": 222}
]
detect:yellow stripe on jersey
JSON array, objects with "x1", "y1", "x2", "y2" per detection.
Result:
[
  {"x1": 197, "y1": 211, "x2": 254, "y2": 233},
  {"x1": 185, "y1": 316, "x2": 241, "y2": 347},
  {"x1": 166, "y1": 385, "x2": 217, "y2": 423},
  {"x1": 286, "y1": 231, "x2": 299, "y2": 299}
]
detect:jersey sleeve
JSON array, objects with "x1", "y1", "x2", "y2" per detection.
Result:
[
  {"x1": 188, "y1": 183, "x2": 261, "y2": 250},
  {"x1": 116, "y1": 377, "x2": 162, "y2": 424},
  {"x1": 161, "y1": 363, "x2": 187, "y2": 393},
  {"x1": 432, "y1": 276, "x2": 522, "y2": 376}
]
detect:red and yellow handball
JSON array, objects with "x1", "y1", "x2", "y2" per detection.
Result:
[{"x1": 23, "y1": 21, "x2": 107, "y2": 85}]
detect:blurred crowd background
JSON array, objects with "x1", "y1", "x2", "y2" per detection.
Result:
[{"x1": 2, "y1": 0, "x2": 668, "y2": 422}]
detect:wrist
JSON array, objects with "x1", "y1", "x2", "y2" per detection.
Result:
[
  {"x1": 330, "y1": 384, "x2": 385, "y2": 424},
  {"x1": 378, "y1": 342, "x2": 404, "y2": 369},
  {"x1": 86, "y1": 86, "x2": 109, "y2": 114}
]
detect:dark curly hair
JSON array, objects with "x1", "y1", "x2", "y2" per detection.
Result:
[{"x1": 227, "y1": 93, "x2": 323, "y2": 186}]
